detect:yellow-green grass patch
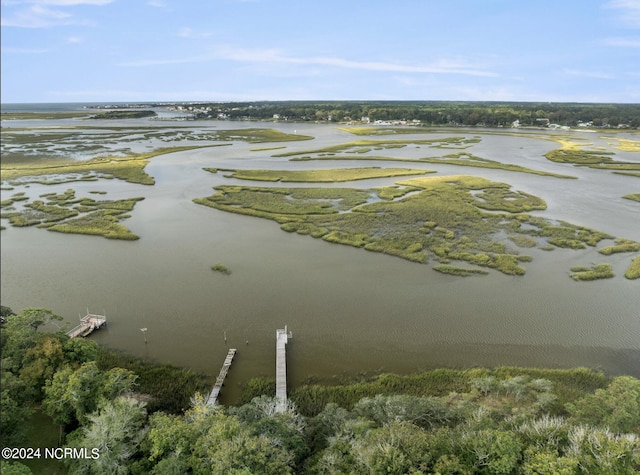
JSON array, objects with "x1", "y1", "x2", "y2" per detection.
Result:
[
  {"x1": 211, "y1": 263, "x2": 231, "y2": 275},
  {"x1": 250, "y1": 146, "x2": 287, "y2": 152},
  {"x1": 1, "y1": 146, "x2": 211, "y2": 185},
  {"x1": 598, "y1": 238, "x2": 640, "y2": 255},
  {"x1": 569, "y1": 263, "x2": 615, "y2": 281},
  {"x1": 289, "y1": 150, "x2": 575, "y2": 179},
  {"x1": 601, "y1": 137, "x2": 640, "y2": 152},
  {"x1": 1, "y1": 189, "x2": 144, "y2": 240},
  {"x1": 622, "y1": 193, "x2": 640, "y2": 202},
  {"x1": 625, "y1": 256, "x2": 640, "y2": 279},
  {"x1": 208, "y1": 167, "x2": 434, "y2": 182}
]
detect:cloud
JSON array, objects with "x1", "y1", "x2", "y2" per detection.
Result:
[
  {"x1": 215, "y1": 47, "x2": 498, "y2": 77},
  {"x1": 177, "y1": 27, "x2": 213, "y2": 39},
  {"x1": 1, "y1": 0, "x2": 112, "y2": 27},
  {"x1": 563, "y1": 68, "x2": 615, "y2": 79},
  {"x1": 602, "y1": 36, "x2": 640, "y2": 47},
  {"x1": 605, "y1": 0, "x2": 640, "y2": 27},
  {"x1": 1, "y1": 5, "x2": 73, "y2": 27},
  {"x1": 147, "y1": 1, "x2": 172, "y2": 9},
  {"x1": 121, "y1": 46, "x2": 497, "y2": 78},
  {"x1": 0, "y1": 45, "x2": 49, "y2": 53},
  {"x1": 2, "y1": 0, "x2": 112, "y2": 5}
]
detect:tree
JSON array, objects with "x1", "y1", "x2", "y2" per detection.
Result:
[
  {"x1": 568, "y1": 376, "x2": 640, "y2": 434},
  {"x1": 0, "y1": 372, "x2": 34, "y2": 446},
  {"x1": 568, "y1": 426, "x2": 640, "y2": 474},
  {"x1": 520, "y1": 447, "x2": 578, "y2": 475},
  {"x1": 190, "y1": 412, "x2": 295, "y2": 474},
  {"x1": 0, "y1": 305, "x2": 16, "y2": 325},
  {"x1": 0, "y1": 307, "x2": 63, "y2": 368},
  {"x1": 0, "y1": 461, "x2": 33, "y2": 475},
  {"x1": 19, "y1": 336, "x2": 64, "y2": 400},
  {"x1": 352, "y1": 421, "x2": 434, "y2": 474},
  {"x1": 43, "y1": 362, "x2": 137, "y2": 428},
  {"x1": 62, "y1": 337, "x2": 99, "y2": 367},
  {"x1": 65, "y1": 397, "x2": 148, "y2": 475},
  {"x1": 230, "y1": 396, "x2": 308, "y2": 466},
  {"x1": 459, "y1": 429, "x2": 522, "y2": 474},
  {"x1": 353, "y1": 394, "x2": 451, "y2": 428}
]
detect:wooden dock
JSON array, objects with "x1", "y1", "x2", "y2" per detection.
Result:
[
  {"x1": 275, "y1": 326, "x2": 292, "y2": 413},
  {"x1": 207, "y1": 348, "x2": 237, "y2": 406},
  {"x1": 66, "y1": 314, "x2": 106, "y2": 339}
]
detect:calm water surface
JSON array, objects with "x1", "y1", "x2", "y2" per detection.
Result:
[{"x1": 1, "y1": 117, "x2": 638, "y2": 403}]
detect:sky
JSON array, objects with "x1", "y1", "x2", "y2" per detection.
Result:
[{"x1": 1, "y1": 0, "x2": 640, "y2": 104}]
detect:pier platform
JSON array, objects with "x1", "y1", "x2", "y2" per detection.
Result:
[
  {"x1": 66, "y1": 314, "x2": 106, "y2": 339},
  {"x1": 275, "y1": 326, "x2": 292, "y2": 413},
  {"x1": 207, "y1": 348, "x2": 237, "y2": 405}
]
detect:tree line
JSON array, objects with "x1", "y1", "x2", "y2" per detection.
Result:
[
  {"x1": 171, "y1": 101, "x2": 640, "y2": 128},
  {"x1": 1, "y1": 306, "x2": 639, "y2": 474}
]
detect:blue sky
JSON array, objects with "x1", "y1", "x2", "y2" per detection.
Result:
[{"x1": 1, "y1": 0, "x2": 639, "y2": 103}]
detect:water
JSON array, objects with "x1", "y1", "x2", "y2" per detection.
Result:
[{"x1": 1, "y1": 108, "x2": 638, "y2": 404}]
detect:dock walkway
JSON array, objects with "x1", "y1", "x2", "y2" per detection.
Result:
[
  {"x1": 275, "y1": 326, "x2": 292, "y2": 413},
  {"x1": 66, "y1": 314, "x2": 106, "y2": 339},
  {"x1": 207, "y1": 348, "x2": 237, "y2": 406}
]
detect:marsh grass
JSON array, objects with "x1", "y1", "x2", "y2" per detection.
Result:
[
  {"x1": 423, "y1": 153, "x2": 576, "y2": 179},
  {"x1": 288, "y1": 147, "x2": 575, "y2": 178},
  {"x1": 1, "y1": 145, "x2": 217, "y2": 185},
  {"x1": 509, "y1": 235, "x2": 537, "y2": 248},
  {"x1": 47, "y1": 210, "x2": 140, "y2": 240},
  {"x1": 433, "y1": 265, "x2": 489, "y2": 276},
  {"x1": 545, "y1": 139, "x2": 640, "y2": 172},
  {"x1": 250, "y1": 146, "x2": 287, "y2": 152},
  {"x1": 1, "y1": 189, "x2": 144, "y2": 239},
  {"x1": 569, "y1": 263, "x2": 614, "y2": 281},
  {"x1": 195, "y1": 175, "x2": 620, "y2": 277},
  {"x1": 598, "y1": 238, "x2": 640, "y2": 255},
  {"x1": 212, "y1": 167, "x2": 433, "y2": 183},
  {"x1": 211, "y1": 264, "x2": 231, "y2": 275},
  {"x1": 601, "y1": 137, "x2": 640, "y2": 152},
  {"x1": 214, "y1": 128, "x2": 313, "y2": 142},
  {"x1": 625, "y1": 256, "x2": 640, "y2": 280},
  {"x1": 622, "y1": 193, "x2": 640, "y2": 202},
  {"x1": 241, "y1": 367, "x2": 609, "y2": 417},
  {"x1": 273, "y1": 137, "x2": 479, "y2": 157}
]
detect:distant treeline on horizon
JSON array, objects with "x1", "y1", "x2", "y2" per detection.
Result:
[{"x1": 106, "y1": 100, "x2": 640, "y2": 128}]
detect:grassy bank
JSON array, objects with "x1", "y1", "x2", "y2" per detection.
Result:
[
  {"x1": 96, "y1": 348, "x2": 210, "y2": 413},
  {"x1": 240, "y1": 366, "x2": 610, "y2": 417}
]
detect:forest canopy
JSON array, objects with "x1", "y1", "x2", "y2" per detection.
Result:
[{"x1": 138, "y1": 100, "x2": 640, "y2": 128}]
